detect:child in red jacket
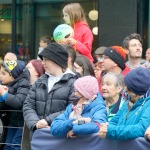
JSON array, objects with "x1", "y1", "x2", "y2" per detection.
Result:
[{"x1": 62, "y1": 3, "x2": 94, "y2": 63}]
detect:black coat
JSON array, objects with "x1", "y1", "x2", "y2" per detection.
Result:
[
  {"x1": 4, "y1": 68, "x2": 30, "y2": 127},
  {"x1": 23, "y1": 73, "x2": 76, "y2": 132}
]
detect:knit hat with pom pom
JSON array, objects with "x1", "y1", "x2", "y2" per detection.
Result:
[{"x1": 103, "y1": 46, "x2": 126, "y2": 70}]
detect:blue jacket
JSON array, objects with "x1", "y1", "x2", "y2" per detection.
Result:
[
  {"x1": 50, "y1": 93, "x2": 107, "y2": 137},
  {"x1": 106, "y1": 96, "x2": 150, "y2": 140}
]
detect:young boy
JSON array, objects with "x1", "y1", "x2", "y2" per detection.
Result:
[
  {"x1": 0, "y1": 60, "x2": 30, "y2": 150},
  {"x1": 37, "y1": 36, "x2": 51, "y2": 60}
]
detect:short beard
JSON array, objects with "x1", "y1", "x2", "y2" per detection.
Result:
[{"x1": 129, "y1": 55, "x2": 142, "y2": 59}]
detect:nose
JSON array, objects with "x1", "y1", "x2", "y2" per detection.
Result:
[
  {"x1": 101, "y1": 58, "x2": 104, "y2": 62},
  {"x1": 137, "y1": 44, "x2": 142, "y2": 50}
]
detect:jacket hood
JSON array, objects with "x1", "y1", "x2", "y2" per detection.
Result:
[{"x1": 82, "y1": 92, "x2": 104, "y2": 112}]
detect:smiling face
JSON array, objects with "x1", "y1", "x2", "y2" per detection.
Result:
[{"x1": 127, "y1": 39, "x2": 142, "y2": 59}]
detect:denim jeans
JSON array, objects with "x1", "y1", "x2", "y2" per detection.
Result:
[{"x1": 4, "y1": 128, "x2": 23, "y2": 150}]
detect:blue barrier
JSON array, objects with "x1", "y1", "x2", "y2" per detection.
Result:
[{"x1": 31, "y1": 128, "x2": 150, "y2": 150}]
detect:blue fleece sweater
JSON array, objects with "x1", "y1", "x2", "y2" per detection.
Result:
[{"x1": 106, "y1": 96, "x2": 150, "y2": 140}]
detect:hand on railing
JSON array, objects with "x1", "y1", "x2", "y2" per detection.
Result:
[
  {"x1": 36, "y1": 119, "x2": 49, "y2": 129},
  {"x1": 67, "y1": 130, "x2": 77, "y2": 139},
  {"x1": 98, "y1": 122, "x2": 108, "y2": 139}
]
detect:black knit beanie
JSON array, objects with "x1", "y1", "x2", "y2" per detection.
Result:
[
  {"x1": 38, "y1": 42, "x2": 68, "y2": 69},
  {"x1": 124, "y1": 67, "x2": 150, "y2": 95},
  {"x1": 103, "y1": 46, "x2": 126, "y2": 70}
]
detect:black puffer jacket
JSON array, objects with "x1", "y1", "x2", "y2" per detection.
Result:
[
  {"x1": 4, "y1": 68, "x2": 30, "y2": 127},
  {"x1": 23, "y1": 73, "x2": 76, "y2": 132}
]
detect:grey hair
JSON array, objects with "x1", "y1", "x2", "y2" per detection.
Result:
[{"x1": 102, "y1": 72, "x2": 124, "y2": 88}]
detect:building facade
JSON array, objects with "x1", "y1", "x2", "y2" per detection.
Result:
[{"x1": 0, "y1": 0, "x2": 149, "y2": 61}]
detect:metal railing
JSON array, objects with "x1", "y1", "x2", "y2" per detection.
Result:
[{"x1": 0, "y1": 109, "x2": 31, "y2": 150}]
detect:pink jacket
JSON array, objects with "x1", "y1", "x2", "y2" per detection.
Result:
[{"x1": 73, "y1": 21, "x2": 94, "y2": 62}]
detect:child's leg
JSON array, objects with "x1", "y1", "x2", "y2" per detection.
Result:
[
  {"x1": 11, "y1": 128, "x2": 23, "y2": 150},
  {"x1": 3, "y1": 128, "x2": 17, "y2": 150}
]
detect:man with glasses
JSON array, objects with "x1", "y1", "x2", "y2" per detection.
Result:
[{"x1": 98, "y1": 46, "x2": 126, "y2": 93}]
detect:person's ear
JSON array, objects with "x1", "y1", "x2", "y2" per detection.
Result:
[
  {"x1": 125, "y1": 49, "x2": 129, "y2": 55},
  {"x1": 35, "y1": 71, "x2": 39, "y2": 77},
  {"x1": 68, "y1": 56, "x2": 72, "y2": 63},
  {"x1": 116, "y1": 86, "x2": 122, "y2": 94}
]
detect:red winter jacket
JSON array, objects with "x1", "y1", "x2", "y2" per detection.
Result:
[
  {"x1": 122, "y1": 64, "x2": 131, "y2": 76},
  {"x1": 73, "y1": 21, "x2": 94, "y2": 62}
]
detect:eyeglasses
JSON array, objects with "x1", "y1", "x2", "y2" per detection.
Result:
[{"x1": 102, "y1": 55, "x2": 110, "y2": 60}]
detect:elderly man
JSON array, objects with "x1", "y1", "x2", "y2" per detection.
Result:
[
  {"x1": 98, "y1": 46, "x2": 126, "y2": 93},
  {"x1": 4, "y1": 52, "x2": 17, "y2": 62}
]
